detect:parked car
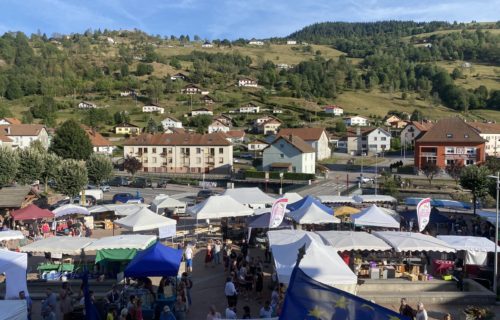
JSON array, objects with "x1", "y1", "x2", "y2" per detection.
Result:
[
  {"x1": 195, "y1": 189, "x2": 218, "y2": 203},
  {"x1": 72, "y1": 195, "x2": 97, "y2": 206},
  {"x1": 108, "y1": 177, "x2": 130, "y2": 187},
  {"x1": 157, "y1": 179, "x2": 169, "y2": 188},
  {"x1": 100, "y1": 185, "x2": 111, "y2": 192},
  {"x1": 112, "y1": 193, "x2": 144, "y2": 204},
  {"x1": 130, "y1": 178, "x2": 152, "y2": 188},
  {"x1": 356, "y1": 176, "x2": 374, "y2": 183}
]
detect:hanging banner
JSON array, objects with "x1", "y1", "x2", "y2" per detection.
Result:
[
  {"x1": 269, "y1": 198, "x2": 288, "y2": 228},
  {"x1": 417, "y1": 198, "x2": 432, "y2": 232}
]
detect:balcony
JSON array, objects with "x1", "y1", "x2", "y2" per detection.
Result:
[{"x1": 421, "y1": 152, "x2": 437, "y2": 157}]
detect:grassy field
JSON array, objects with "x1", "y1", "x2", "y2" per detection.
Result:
[
  {"x1": 403, "y1": 27, "x2": 500, "y2": 40},
  {"x1": 435, "y1": 61, "x2": 500, "y2": 91}
]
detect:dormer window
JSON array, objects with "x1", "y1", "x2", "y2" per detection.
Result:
[
  {"x1": 464, "y1": 134, "x2": 469, "y2": 138},
  {"x1": 446, "y1": 133, "x2": 453, "y2": 138}
]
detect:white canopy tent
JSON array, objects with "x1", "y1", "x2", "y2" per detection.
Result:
[
  {"x1": 0, "y1": 230, "x2": 25, "y2": 242},
  {"x1": 436, "y1": 235, "x2": 500, "y2": 252},
  {"x1": 89, "y1": 203, "x2": 148, "y2": 216},
  {"x1": 317, "y1": 231, "x2": 392, "y2": 251},
  {"x1": 20, "y1": 237, "x2": 93, "y2": 255},
  {"x1": 222, "y1": 187, "x2": 275, "y2": 208},
  {"x1": 187, "y1": 195, "x2": 254, "y2": 219},
  {"x1": 351, "y1": 204, "x2": 400, "y2": 228},
  {"x1": 150, "y1": 195, "x2": 186, "y2": 214},
  {"x1": 267, "y1": 230, "x2": 357, "y2": 293},
  {"x1": 0, "y1": 249, "x2": 28, "y2": 299},
  {"x1": 114, "y1": 208, "x2": 176, "y2": 232},
  {"x1": 53, "y1": 204, "x2": 90, "y2": 218},
  {"x1": 373, "y1": 231, "x2": 456, "y2": 253},
  {"x1": 84, "y1": 235, "x2": 156, "y2": 251},
  {"x1": 0, "y1": 300, "x2": 27, "y2": 320},
  {"x1": 287, "y1": 202, "x2": 340, "y2": 225},
  {"x1": 281, "y1": 192, "x2": 303, "y2": 204},
  {"x1": 353, "y1": 195, "x2": 397, "y2": 203},
  {"x1": 317, "y1": 195, "x2": 356, "y2": 204}
]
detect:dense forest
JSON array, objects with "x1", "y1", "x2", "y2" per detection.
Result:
[{"x1": 0, "y1": 21, "x2": 499, "y2": 128}]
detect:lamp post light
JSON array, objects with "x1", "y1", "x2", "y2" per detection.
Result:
[
  {"x1": 279, "y1": 172, "x2": 284, "y2": 195},
  {"x1": 487, "y1": 172, "x2": 499, "y2": 297},
  {"x1": 375, "y1": 153, "x2": 378, "y2": 196}
]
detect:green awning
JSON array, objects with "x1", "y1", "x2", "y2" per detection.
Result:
[{"x1": 95, "y1": 248, "x2": 138, "y2": 263}]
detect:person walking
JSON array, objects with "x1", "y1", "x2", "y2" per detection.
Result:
[
  {"x1": 173, "y1": 296, "x2": 187, "y2": 320},
  {"x1": 213, "y1": 240, "x2": 221, "y2": 265},
  {"x1": 399, "y1": 298, "x2": 415, "y2": 318},
  {"x1": 19, "y1": 291, "x2": 32, "y2": 320},
  {"x1": 159, "y1": 305, "x2": 176, "y2": 320},
  {"x1": 185, "y1": 244, "x2": 193, "y2": 273},
  {"x1": 41, "y1": 288, "x2": 57, "y2": 320},
  {"x1": 224, "y1": 277, "x2": 238, "y2": 307},
  {"x1": 181, "y1": 272, "x2": 193, "y2": 307},
  {"x1": 415, "y1": 302, "x2": 428, "y2": 320},
  {"x1": 206, "y1": 305, "x2": 221, "y2": 320},
  {"x1": 59, "y1": 282, "x2": 74, "y2": 320},
  {"x1": 205, "y1": 241, "x2": 213, "y2": 268}
]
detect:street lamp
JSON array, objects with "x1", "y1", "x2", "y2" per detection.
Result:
[
  {"x1": 375, "y1": 153, "x2": 378, "y2": 196},
  {"x1": 487, "y1": 172, "x2": 499, "y2": 297}
]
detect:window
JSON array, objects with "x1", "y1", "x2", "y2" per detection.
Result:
[
  {"x1": 152, "y1": 157, "x2": 157, "y2": 163},
  {"x1": 162, "y1": 148, "x2": 167, "y2": 154},
  {"x1": 219, "y1": 157, "x2": 224, "y2": 164},
  {"x1": 168, "y1": 158, "x2": 173, "y2": 164},
  {"x1": 168, "y1": 148, "x2": 172, "y2": 154},
  {"x1": 381, "y1": 137, "x2": 386, "y2": 141},
  {"x1": 219, "y1": 148, "x2": 224, "y2": 154},
  {"x1": 445, "y1": 147, "x2": 454, "y2": 154},
  {"x1": 381, "y1": 145, "x2": 387, "y2": 149},
  {"x1": 280, "y1": 153, "x2": 284, "y2": 158},
  {"x1": 196, "y1": 157, "x2": 201, "y2": 164},
  {"x1": 196, "y1": 148, "x2": 201, "y2": 154},
  {"x1": 446, "y1": 159, "x2": 455, "y2": 165},
  {"x1": 446, "y1": 133, "x2": 453, "y2": 138},
  {"x1": 374, "y1": 137, "x2": 378, "y2": 141},
  {"x1": 143, "y1": 148, "x2": 148, "y2": 153},
  {"x1": 466, "y1": 160, "x2": 475, "y2": 165},
  {"x1": 466, "y1": 148, "x2": 476, "y2": 154},
  {"x1": 152, "y1": 148, "x2": 156, "y2": 153}
]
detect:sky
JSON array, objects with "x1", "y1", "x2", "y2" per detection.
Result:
[{"x1": 0, "y1": 0, "x2": 498, "y2": 40}]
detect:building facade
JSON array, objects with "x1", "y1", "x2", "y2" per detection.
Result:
[
  {"x1": 277, "y1": 127, "x2": 331, "y2": 160},
  {"x1": 359, "y1": 128, "x2": 392, "y2": 154},
  {"x1": 208, "y1": 120, "x2": 230, "y2": 133},
  {"x1": 0, "y1": 124, "x2": 49, "y2": 149},
  {"x1": 324, "y1": 106, "x2": 344, "y2": 116},
  {"x1": 400, "y1": 121, "x2": 434, "y2": 147},
  {"x1": 238, "y1": 78, "x2": 258, "y2": 87},
  {"x1": 142, "y1": 105, "x2": 165, "y2": 114},
  {"x1": 161, "y1": 117, "x2": 183, "y2": 130},
  {"x1": 114, "y1": 123, "x2": 140, "y2": 135},
  {"x1": 343, "y1": 116, "x2": 368, "y2": 126},
  {"x1": 467, "y1": 122, "x2": 500, "y2": 157},
  {"x1": 123, "y1": 132, "x2": 233, "y2": 174},
  {"x1": 262, "y1": 135, "x2": 316, "y2": 174}
]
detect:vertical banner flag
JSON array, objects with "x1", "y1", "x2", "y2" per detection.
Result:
[
  {"x1": 269, "y1": 198, "x2": 288, "y2": 228},
  {"x1": 417, "y1": 197, "x2": 432, "y2": 232}
]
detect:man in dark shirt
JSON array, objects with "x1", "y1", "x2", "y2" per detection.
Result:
[{"x1": 399, "y1": 298, "x2": 415, "y2": 319}]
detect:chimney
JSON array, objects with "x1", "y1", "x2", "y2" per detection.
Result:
[
  {"x1": 5, "y1": 127, "x2": 10, "y2": 135},
  {"x1": 289, "y1": 134, "x2": 293, "y2": 141}
]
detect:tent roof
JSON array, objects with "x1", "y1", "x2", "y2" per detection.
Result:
[
  {"x1": 246, "y1": 212, "x2": 292, "y2": 228},
  {"x1": 317, "y1": 195, "x2": 356, "y2": 204},
  {"x1": 150, "y1": 195, "x2": 186, "y2": 213},
  {"x1": 20, "y1": 236, "x2": 92, "y2": 255},
  {"x1": 399, "y1": 209, "x2": 450, "y2": 224},
  {"x1": 187, "y1": 195, "x2": 254, "y2": 219},
  {"x1": 0, "y1": 230, "x2": 25, "y2": 241},
  {"x1": 475, "y1": 210, "x2": 498, "y2": 226},
  {"x1": 436, "y1": 235, "x2": 500, "y2": 252},
  {"x1": 317, "y1": 231, "x2": 392, "y2": 251},
  {"x1": 53, "y1": 204, "x2": 90, "y2": 218},
  {"x1": 114, "y1": 208, "x2": 176, "y2": 232},
  {"x1": 333, "y1": 206, "x2": 360, "y2": 216},
  {"x1": 267, "y1": 230, "x2": 357, "y2": 287},
  {"x1": 85, "y1": 235, "x2": 156, "y2": 251},
  {"x1": 404, "y1": 197, "x2": 471, "y2": 209},
  {"x1": 11, "y1": 204, "x2": 53, "y2": 221},
  {"x1": 221, "y1": 188, "x2": 275, "y2": 206},
  {"x1": 0, "y1": 249, "x2": 28, "y2": 299},
  {"x1": 89, "y1": 203, "x2": 148, "y2": 216},
  {"x1": 281, "y1": 192, "x2": 303, "y2": 204},
  {"x1": 351, "y1": 205, "x2": 400, "y2": 228},
  {"x1": 124, "y1": 242, "x2": 183, "y2": 278},
  {"x1": 287, "y1": 195, "x2": 332, "y2": 212},
  {"x1": 373, "y1": 231, "x2": 455, "y2": 253},
  {"x1": 353, "y1": 195, "x2": 397, "y2": 203},
  {"x1": 287, "y1": 202, "x2": 340, "y2": 224},
  {"x1": 0, "y1": 300, "x2": 27, "y2": 319}
]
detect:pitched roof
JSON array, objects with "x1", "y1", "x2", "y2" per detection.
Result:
[
  {"x1": 115, "y1": 122, "x2": 139, "y2": 128},
  {"x1": 1, "y1": 118, "x2": 22, "y2": 125},
  {"x1": 162, "y1": 116, "x2": 181, "y2": 122},
  {"x1": 0, "y1": 124, "x2": 45, "y2": 136},
  {"x1": 248, "y1": 139, "x2": 268, "y2": 145},
  {"x1": 277, "y1": 127, "x2": 325, "y2": 141},
  {"x1": 416, "y1": 117, "x2": 485, "y2": 144},
  {"x1": 209, "y1": 120, "x2": 228, "y2": 127},
  {"x1": 81, "y1": 126, "x2": 113, "y2": 147},
  {"x1": 410, "y1": 121, "x2": 434, "y2": 132},
  {"x1": 224, "y1": 130, "x2": 245, "y2": 139},
  {"x1": 270, "y1": 135, "x2": 315, "y2": 153},
  {"x1": 124, "y1": 132, "x2": 231, "y2": 146},
  {"x1": 467, "y1": 122, "x2": 500, "y2": 134},
  {"x1": 0, "y1": 132, "x2": 12, "y2": 142}
]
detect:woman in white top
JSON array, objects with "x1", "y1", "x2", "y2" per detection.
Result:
[{"x1": 415, "y1": 302, "x2": 428, "y2": 320}]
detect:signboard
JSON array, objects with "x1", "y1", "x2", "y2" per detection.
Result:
[
  {"x1": 269, "y1": 198, "x2": 288, "y2": 228},
  {"x1": 416, "y1": 198, "x2": 432, "y2": 232},
  {"x1": 159, "y1": 224, "x2": 176, "y2": 239}
]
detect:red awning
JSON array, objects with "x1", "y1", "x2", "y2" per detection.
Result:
[{"x1": 11, "y1": 204, "x2": 54, "y2": 221}]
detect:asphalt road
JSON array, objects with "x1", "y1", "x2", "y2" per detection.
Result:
[{"x1": 103, "y1": 184, "x2": 202, "y2": 204}]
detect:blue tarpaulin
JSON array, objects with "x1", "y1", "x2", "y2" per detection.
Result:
[
  {"x1": 404, "y1": 198, "x2": 471, "y2": 210},
  {"x1": 124, "y1": 242, "x2": 182, "y2": 278},
  {"x1": 287, "y1": 195, "x2": 333, "y2": 214}
]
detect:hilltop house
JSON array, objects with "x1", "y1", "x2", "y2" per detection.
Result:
[
  {"x1": 120, "y1": 89, "x2": 136, "y2": 97},
  {"x1": 213, "y1": 114, "x2": 232, "y2": 127},
  {"x1": 240, "y1": 103, "x2": 260, "y2": 114},
  {"x1": 202, "y1": 41, "x2": 213, "y2": 48},
  {"x1": 286, "y1": 40, "x2": 297, "y2": 45},
  {"x1": 181, "y1": 84, "x2": 202, "y2": 94},
  {"x1": 238, "y1": 78, "x2": 258, "y2": 88},
  {"x1": 114, "y1": 123, "x2": 140, "y2": 135},
  {"x1": 208, "y1": 120, "x2": 230, "y2": 134},
  {"x1": 123, "y1": 132, "x2": 233, "y2": 174},
  {"x1": 0, "y1": 124, "x2": 49, "y2": 149},
  {"x1": 223, "y1": 130, "x2": 246, "y2": 144},
  {"x1": 142, "y1": 104, "x2": 165, "y2": 114},
  {"x1": 171, "y1": 73, "x2": 188, "y2": 81},
  {"x1": 78, "y1": 101, "x2": 97, "y2": 109},
  {"x1": 343, "y1": 116, "x2": 368, "y2": 126},
  {"x1": 161, "y1": 116, "x2": 183, "y2": 130},
  {"x1": 277, "y1": 127, "x2": 331, "y2": 160},
  {"x1": 324, "y1": 105, "x2": 344, "y2": 116},
  {"x1": 201, "y1": 95, "x2": 215, "y2": 105},
  {"x1": 0, "y1": 118, "x2": 22, "y2": 125},
  {"x1": 191, "y1": 108, "x2": 213, "y2": 116},
  {"x1": 256, "y1": 118, "x2": 282, "y2": 135},
  {"x1": 248, "y1": 139, "x2": 269, "y2": 152},
  {"x1": 414, "y1": 117, "x2": 486, "y2": 169},
  {"x1": 384, "y1": 115, "x2": 402, "y2": 126},
  {"x1": 249, "y1": 40, "x2": 264, "y2": 46},
  {"x1": 263, "y1": 135, "x2": 316, "y2": 174}
]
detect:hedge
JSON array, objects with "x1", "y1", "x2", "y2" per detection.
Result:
[{"x1": 244, "y1": 171, "x2": 315, "y2": 181}]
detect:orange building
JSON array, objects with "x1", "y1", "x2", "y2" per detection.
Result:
[{"x1": 414, "y1": 117, "x2": 486, "y2": 169}]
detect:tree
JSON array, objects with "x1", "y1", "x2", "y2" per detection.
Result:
[
  {"x1": 421, "y1": 161, "x2": 441, "y2": 185},
  {"x1": 445, "y1": 161, "x2": 464, "y2": 185},
  {"x1": 54, "y1": 159, "x2": 88, "y2": 198},
  {"x1": 86, "y1": 154, "x2": 113, "y2": 186},
  {"x1": 0, "y1": 105, "x2": 12, "y2": 118},
  {"x1": 124, "y1": 156, "x2": 142, "y2": 177},
  {"x1": 410, "y1": 109, "x2": 423, "y2": 121},
  {"x1": 136, "y1": 63, "x2": 154, "y2": 76},
  {"x1": 460, "y1": 165, "x2": 491, "y2": 214},
  {"x1": 335, "y1": 120, "x2": 347, "y2": 133},
  {"x1": 146, "y1": 78, "x2": 165, "y2": 104},
  {"x1": 189, "y1": 115, "x2": 212, "y2": 134},
  {"x1": 50, "y1": 119, "x2": 93, "y2": 160},
  {"x1": 40, "y1": 152, "x2": 61, "y2": 191},
  {"x1": 145, "y1": 118, "x2": 159, "y2": 134},
  {"x1": 0, "y1": 147, "x2": 19, "y2": 186},
  {"x1": 16, "y1": 148, "x2": 45, "y2": 185}
]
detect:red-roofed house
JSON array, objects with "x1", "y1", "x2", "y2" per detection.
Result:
[
  {"x1": 82, "y1": 126, "x2": 115, "y2": 155},
  {"x1": 400, "y1": 121, "x2": 434, "y2": 147},
  {"x1": 324, "y1": 105, "x2": 344, "y2": 116},
  {"x1": 277, "y1": 127, "x2": 331, "y2": 160}
]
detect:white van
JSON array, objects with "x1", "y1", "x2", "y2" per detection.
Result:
[{"x1": 80, "y1": 189, "x2": 104, "y2": 201}]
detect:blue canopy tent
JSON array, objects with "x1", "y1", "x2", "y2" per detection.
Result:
[
  {"x1": 124, "y1": 242, "x2": 183, "y2": 278},
  {"x1": 287, "y1": 195, "x2": 333, "y2": 213},
  {"x1": 246, "y1": 213, "x2": 293, "y2": 228},
  {"x1": 399, "y1": 208, "x2": 451, "y2": 225},
  {"x1": 404, "y1": 198, "x2": 472, "y2": 210}
]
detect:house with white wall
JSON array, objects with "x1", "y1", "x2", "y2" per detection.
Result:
[
  {"x1": 78, "y1": 101, "x2": 97, "y2": 109},
  {"x1": 359, "y1": 127, "x2": 392, "y2": 154},
  {"x1": 238, "y1": 78, "x2": 258, "y2": 88},
  {"x1": 161, "y1": 116, "x2": 183, "y2": 130},
  {"x1": 263, "y1": 135, "x2": 316, "y2": 174},
  {"x1": 240, "y1": 103, "x2": 260, "y2": 113},
  {"x1": 400, "y1": 121, "x2": 434, "y2": 147},
  {"x1": 143, "y1": 104, "x2": 165, "y2": 114},
  {"x1": 468, "y1": 121, "x2": 500, "y2": 157},
  {"x1": 208, "y1": 120, "x2": 230, "y2": 134},
  {"x1": 277, "y1": 127, "x2": 331, "y2": 160},
  {"x1": 191, "y1": 108, "x2": 213, "y2": 116},
  {"x1": 0, "y1": 124, "x2": 49, "y2": 149},
  {"x1": 324, "y1": 105, "x2": 344, "y2": 116},
  {"x1": 248, "y1": 139, "x2": 269, "y2": 151},
  {"x1": 343, "y1": 115, "x2": 368, "y2": 126}
]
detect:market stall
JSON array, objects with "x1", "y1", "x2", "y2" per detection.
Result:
[
  {"x1": 317, "y1": 195, "x2": 357, "y2": 204},
  {"x1": 114, "y1": 207, "x2": 176, "y2": 232},
  {"x1": 124, "y1": 241, "x2": 183, "y2": 278},
  {"x1": 0, "y1": 249, "x2": 28, "y2": 299},
  {"x1": 373, "y1": 231, "x2": 456, "y2": 253},
  {"x1": 353, "y1": 195, "x2": 397, "y2": 204},
  {"x1": 317, "y1": 231, "x2": 392, "y2": 251},
  {"x1": 221, "y1": 187, "x2": 275, "y2": 208},
  {"x1": 10, "y1": 204, "x2": 53, "y2": 221},
  {"x1": 150, "y1": 195, "x2": 186, "y2": 215},
  {"x1": 351, "y1": 205, "x2": 400, "y2": 229},
  {"x1": 405, "y1": 197, "x2": 472, "y2": 210},
  {"x1": 0, "y1": 230, "x2": 25, "y2": 242},
  {"x1": 267, "y1": 230, "x2": 358, "y2": 293},
  {"x1": 287, "y1": 199, "x2": 340, "y2": 225},
  {"x1": 187, "y1": 195, "x2": 254, "y2": 219},
  {"x1": 281, "y1": 192, "x2": 303, "y2": 204},
  {"x1": 52, "y1": 204, "x2": 90, "y2": 218},
  {"x1": 333, "y1": 206, "x2": 360, "y2": 217},
  {"x1": 89, "y1": 203, "x2": 148, "y2": 216}
]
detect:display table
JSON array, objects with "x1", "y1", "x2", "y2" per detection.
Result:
[
  {"x1": 433, "y1": 260, "x2": 454, "y2": 275},
  {"x1": 37, "y1": 263, "x2": 75, "y2": 273}
]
